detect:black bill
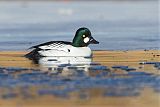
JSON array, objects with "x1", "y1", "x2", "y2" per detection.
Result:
[{"x1": 89, "y1": 37, "x2": 99, "y2": 44}]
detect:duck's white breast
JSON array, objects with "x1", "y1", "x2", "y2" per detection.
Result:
[{"x1": 38, "y1": 45, "x2": 92, "y2": 57}]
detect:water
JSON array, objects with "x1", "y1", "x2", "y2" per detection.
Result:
[
  {"x1": 0, "y1": 1, "x2": 159, "y2": 50},
  {"x1": 0, "y1": 49, "x2": 159, "y2": 106},
  {"x1": 0, "y1": 60, "x2": 159, "y2": 100}
]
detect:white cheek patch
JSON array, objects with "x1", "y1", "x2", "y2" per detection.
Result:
[{"x1": 84, "y1": 37, "x2": 90, "y2": 43}]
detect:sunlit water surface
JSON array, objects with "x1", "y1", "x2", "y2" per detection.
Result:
[{"x1": 0, "y1": 56, "x2": 160, "y2": 106}]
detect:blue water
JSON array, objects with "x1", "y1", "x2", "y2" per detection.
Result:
[
  {"x1": 0, "y1": 1, "x2": 159, "y2": 50},
  {"x1": 0, "y1": 62, "x2": 159, "y2": 99}
]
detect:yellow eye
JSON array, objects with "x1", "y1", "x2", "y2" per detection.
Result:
[{"x1": 83, "y1": 35, "x2": 86, "y2": 38}]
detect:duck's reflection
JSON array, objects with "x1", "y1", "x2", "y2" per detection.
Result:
[
  {"x1": 30, "y1": 56, "x2": 109, "y2": 77},
  {"x1": 37, "y1": 57, "x2": 92, "y2": 76},
  {"x1": 39, "y1": 57, "x2": 91, "y2": 67}
]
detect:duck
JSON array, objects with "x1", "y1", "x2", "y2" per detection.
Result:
[{"x1": 25, "y1": 27, "x2": 99, "y2": 59}]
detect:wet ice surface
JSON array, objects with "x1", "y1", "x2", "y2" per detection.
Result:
[{"x1": 0, "y1": 60, "x2": 159, "y2": 100}]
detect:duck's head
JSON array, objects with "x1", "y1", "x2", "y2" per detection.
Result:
[{"x1": 72, "y1": 27, "x2": 99, "y2": 47}]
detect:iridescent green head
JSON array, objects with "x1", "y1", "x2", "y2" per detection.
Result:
[{"x1": 72, "y1": 27, "x2": 99, "y2": 47}]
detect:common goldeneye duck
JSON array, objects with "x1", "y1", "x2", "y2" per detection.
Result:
[{"x1": 25, "y1": 27, "x2": 99, "y2": 59}]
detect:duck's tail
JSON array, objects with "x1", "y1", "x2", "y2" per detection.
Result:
[{"x1": 25, "y1": 49, "x2": 42, "y2": 63}]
